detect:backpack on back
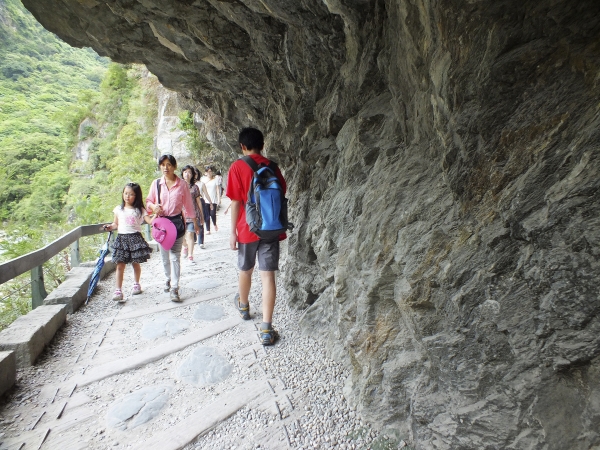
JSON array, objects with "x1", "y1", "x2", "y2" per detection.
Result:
[{"x1": 243, "y1": 156, "x2": 292, "y2": 239}]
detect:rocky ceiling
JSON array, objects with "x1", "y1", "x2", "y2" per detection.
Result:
[{"x1": 23, "y1": 0, "x2": 600, "y2": 448}]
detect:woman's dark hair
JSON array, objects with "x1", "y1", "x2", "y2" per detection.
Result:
[
  {"x1": 193, "y1": 166, "x2": 201, "y2": 181},
  {"x1": 181, "y1": 165, "x2": 197, "y2": 185},
  {"x1": 238, "y1": 127, "x2": 264, "y2": 151},
  {"x1": 121, "y1": 182, "x2": 145, "y2": 215},
  {"x1": 158, "y1": 154, "x2": 177, "y2": 168}
]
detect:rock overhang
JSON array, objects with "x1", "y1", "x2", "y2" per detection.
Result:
[{"x1": 21, "y1": 1, "x2": 600, "y2": 447}]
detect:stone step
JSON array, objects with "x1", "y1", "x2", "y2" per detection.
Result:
[
  {"x1": 107, "y1": 285, "x2": 238, "y2": 322},
  {"x1": 68, "y1": 316, "x2": 242, "y2": 387},
  {"x1": 0, "y1": 304, "x2": 68, "y2": 368},
  {"x1": 44, "y1": 263, "x2": 115, "y2": 313},
  {"x1": 132, "y1": 379, "x2": 270, "y2": 450},
  {"x1": 0, "y1": 350, "x2": 16, "y2": 396}
]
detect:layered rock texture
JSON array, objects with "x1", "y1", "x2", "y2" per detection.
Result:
[{"x1": 22, "y1": 0, "x2": 600, "y2": 448}]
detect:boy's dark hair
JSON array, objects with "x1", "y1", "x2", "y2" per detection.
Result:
[
  {"x1": 181, "y1": 165, "x2": 197, "y2": 185},
  {"x1": 121, "y1": 182, "x2": 145, "y2": 215},
  {"x1": 238, "y1": 127, "x2": 264, "y2": 152},
  {"x1": 158, "y1": 154, "x2": 177, "y2": 168}
]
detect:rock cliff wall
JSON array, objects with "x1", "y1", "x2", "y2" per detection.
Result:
[
  {"x1": 154, "y1": 86, "x2": 188, "y2": 159},
  {"x1": 22, "y1": 0, "x2": 600, "y2": 447}
]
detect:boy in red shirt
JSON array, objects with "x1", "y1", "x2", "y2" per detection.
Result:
[{"x1": 227, "y1": 127, "x2": 287, "y2": 345}]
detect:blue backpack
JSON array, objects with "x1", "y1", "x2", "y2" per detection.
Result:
[{"x1": 243, "y1": 156, "x2": 292, "y2": 239}]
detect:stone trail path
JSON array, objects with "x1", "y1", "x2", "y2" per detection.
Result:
[{"x1": 0, "y1": 202, "x2": 398, "y2": 450}]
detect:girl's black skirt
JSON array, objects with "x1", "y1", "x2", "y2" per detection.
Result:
[{"x1": 112, "y1": 232, "x2": 152, "y2": 264}]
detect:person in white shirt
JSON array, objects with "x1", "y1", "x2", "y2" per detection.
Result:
[
  {"x1": 101, "y1": 182, "x2": 153, "y2": 302},
  {"x1": 203, "y1": 166, "x2": 221, "y2": 234},
  {"x1": 215, "y1": 171, "x2": 223, "y2": 207}
]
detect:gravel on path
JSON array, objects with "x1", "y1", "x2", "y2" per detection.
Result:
[{"x1": 0, "y1": 201, "x2": 403, "y2": 450}]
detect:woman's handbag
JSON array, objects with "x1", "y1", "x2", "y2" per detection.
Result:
[
  {"x1": 166, "y1": 214, "x2": 186, "y2": 239},
  {"x1": 157, "y1": 180, "x2": 186, "y2": 239}
]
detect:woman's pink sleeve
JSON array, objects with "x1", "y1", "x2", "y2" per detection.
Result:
[
  {"x1": 146, "y1": 180, "x2": 157, "y2": 213},
  {"x1": 181, "y1": 183, "x2": 196, "y2": 220}
]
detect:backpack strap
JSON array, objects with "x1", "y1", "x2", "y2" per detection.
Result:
[
  {"x1": 242, "y1": 155, "x2": 277, "y2": 172},
  {"x1": 242, "y1": 155, "x2": 259, "y2": 172}
]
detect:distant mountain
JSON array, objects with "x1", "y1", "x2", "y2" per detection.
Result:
[{"x1": 0, "y1": 0, "x2": 108, "y2": 221}]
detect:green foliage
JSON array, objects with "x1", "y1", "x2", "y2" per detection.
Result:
[
  {"x1": 14, "y1": 162, "x2": 71, "y2": 224},
  {"x1": 0, "y1": 0, "x2": 108, "y2": 221},
  {"x1": 65, "y1": 64, "x2": 158, "y2": 226},
  {"x1": 0, "y1": 226, "x2": 70, "y2": 331},
  {"x1": 177, "y1": 110, "x2": 213, "y2": 164},
  {"x1": 101, "y1": 63, "x2": 130, "y2": 91},
  {"x1": 0, "y1": 275, "x2": 31, "y2": 332},
  {"x1": 0, "y1": 227, "x2": 44, "y2": 260},
  {"x1": 0, "y1": 1, "x2": 158, "y2": 329}
]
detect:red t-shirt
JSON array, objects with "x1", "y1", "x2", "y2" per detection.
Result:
[{"x1": 226, "y1": 154, "x2": 287, "y2": 244}]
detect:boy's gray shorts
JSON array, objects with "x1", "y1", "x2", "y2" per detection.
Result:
[{"x1": 238, "y1": 239, "x2": 279, "y2": 272}]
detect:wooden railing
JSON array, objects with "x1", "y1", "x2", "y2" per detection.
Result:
[{"x1": 0, "y1": 224, "x2": 109, "y2": 309}]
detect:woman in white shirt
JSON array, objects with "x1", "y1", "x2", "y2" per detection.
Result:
[
  {"x1": 203, "y1": 166, "x2": 220, "y2": 234},
  {"x1": 194, "y1": 166, "x2": 211, "y2": 248}
]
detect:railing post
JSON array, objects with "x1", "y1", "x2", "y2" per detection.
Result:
[
  {"x1": 31, "y1": 265, "x2": 47, "y2": 309},
  {"x1": 143, "y1": 223, "x2": 152, "y2": 242},
  {"x1": 71, "y1": 239, "x2": 80, "y2": 267}
]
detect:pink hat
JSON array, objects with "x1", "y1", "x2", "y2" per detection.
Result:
[{"x1": 151, "y1": 217, "x2": 177, "y2": 251}]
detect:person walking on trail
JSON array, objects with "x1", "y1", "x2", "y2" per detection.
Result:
[
  {"x1": 146, "y1": 154, "x2": 200, "y2": 302},
  {"x1": 227, "y1": 127, "x2": 287, "y2": 346},
  {"x1": 180, "y1": 165, "x2": 205, "y2": 264},
  {"x1": 102, "y1": 182, "x2": 153, "y2": 303},
  {"x1": 194, "y1": 166, "x2": 211, "y2": 249},
  {"x1": 215, "y1": 169, "x2": 224, "y2": 206},
  {"x1": 203, "y1": 165, "x2": 220, "y2": 234}
]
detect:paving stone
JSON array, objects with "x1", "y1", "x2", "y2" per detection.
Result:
[
  {"x1": 193, "y1": 304, "x2": 224, "y2": 321},
  {"x1": 140, "y1": 316, "x2": 190, "y2": 340},
  {"x1": 185, "y1": 278, "x2": 221, "y2": 290},
  {"x1": 177, "y1": 347, "x2": 232, "y2": 386},
  {"x1": 106, "y1": 385, "x2": 172, "y2": 430}
]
